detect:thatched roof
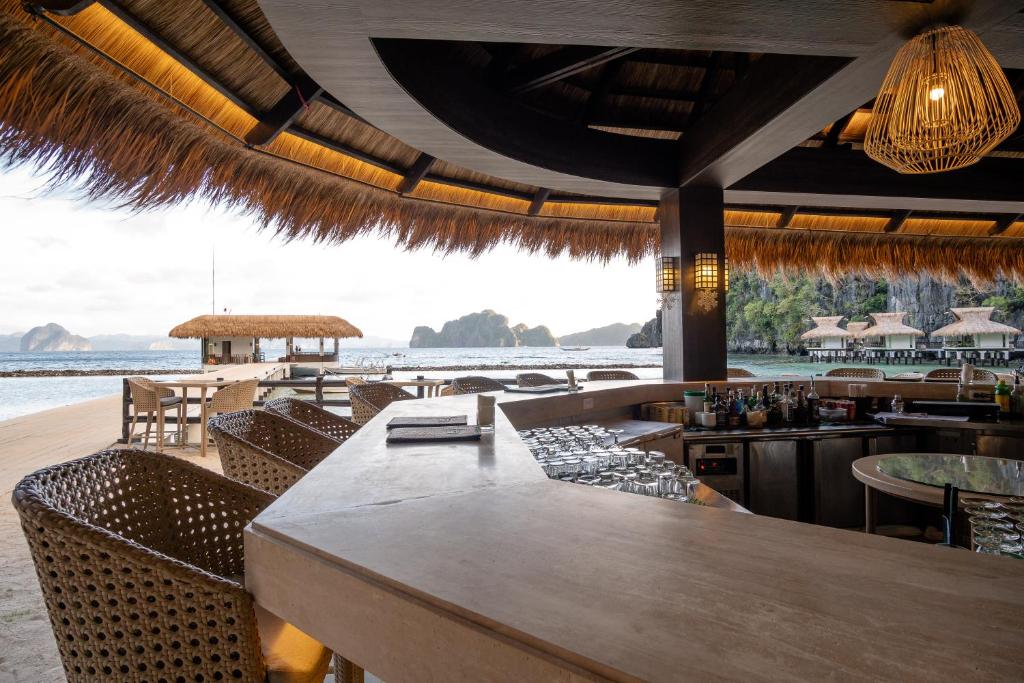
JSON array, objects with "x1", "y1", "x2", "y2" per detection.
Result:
[
  {"x1": 169, "y1": 315, "x2": 362, "y2": 339},
  {"x1": 845, "y1": 322, "x2": 871, "y2": 338},
  {"x1": 861, "y1": 312, "x2": 924, "y2": 338},
  {"x1": 800, "y1": 316, "x2": 850, "y2": 340},
  {"x1": 931, "y1": 307, "x2": 1021, "y2": 337},
  {"x1": 0, "y1": 1, "x2": 1021, "y2": 280}
]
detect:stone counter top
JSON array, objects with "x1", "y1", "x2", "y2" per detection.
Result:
[{"x1": 245, "y1": 381, "x2": 1024, "y2": 682}]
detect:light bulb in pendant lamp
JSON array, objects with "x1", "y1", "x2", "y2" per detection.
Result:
[{"x1": 864, "y1": 25, "x2": 1020, "y2": 174}]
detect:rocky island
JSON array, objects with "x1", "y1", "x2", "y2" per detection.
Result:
[
  {"x1": 410, "y1": 310, "x2": 556, "y2": 348},
  {"x1": 19, "y1": 323, "x2": 92, "y2": 352}
]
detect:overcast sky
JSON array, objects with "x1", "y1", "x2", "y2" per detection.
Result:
[{"x1": 0, "y1": 166, "x2": 654, "y2": 341}]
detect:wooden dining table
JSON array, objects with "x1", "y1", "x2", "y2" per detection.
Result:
[
  {"x1": 153, "y1": 378, "x2": 238, "y2": 457},
  {"x1": 384, "y1": 378, "x2": 447, "y2": 398}
]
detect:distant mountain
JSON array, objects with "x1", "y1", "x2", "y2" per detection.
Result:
[
  {"x1": 88, "y1": 334, "x2": 193, "y2": 351},
  {"x1": 0, "y1": 332, "x2": 22, "y2": 352},
  {"x1": 559, "y1": 323, "x2": 641, "y2": 347},
  {"x1": 20, "y1": 323, "x2": 92, "y2": 352},
  {"x1": 411, "y1": 310, "x2": 556, "y2": 347}
]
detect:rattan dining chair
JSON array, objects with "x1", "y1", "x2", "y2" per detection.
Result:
[
  {"x1": 126, "y1": 376, "x2": 182, "y2": 451},
  {"x1": 516, "y1": 372, "x2": 560, "y2": 387},
  {"x1": 924, "y1": 367, "x2": 998, "y2": 383},
  {"x1": 586, "y1": 370, "x2": 639, "y2": 381},
  {"x1": 726, "y1": 367, "x2": 756, "y2": 378},
  {"x1": 264, "y1": 397, "x2": 360, "y2": 443},
  {"x1": 13, "y1": 449, "x2": 332, "y2": 683},
  {"x1": 824, "y1": 367, "x2": 886, "y2": 380},
  {"x1": 208, "y1": 409, "x2": 340, "y2": 496},
  {"x1": 200, "y1": 378, "x2": 260, "y2": 455},
  {"x1": 449, "y1": 376, "x2": 506, "y2": 394},
  {"x1": 349, "y1": 382, "x2": 415, "y2": 425}
]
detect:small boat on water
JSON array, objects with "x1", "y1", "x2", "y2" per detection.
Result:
[{"x1": 561, "y1": 346, "x2": 590, "y2": 351}]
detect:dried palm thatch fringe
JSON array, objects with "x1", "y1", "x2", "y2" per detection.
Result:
[
  {"x1": 0, "y1": 7, "x2": 656, "y2": 262},
  {"x1": 169, "y1": 315, "x2": 362, "y2": 339},
  {"x1": 0, "y1": 4, "x2": 1022, "y2": 281},
  {"x1": 726, "y1": 228, "x2": 1024, "y2": 285}
]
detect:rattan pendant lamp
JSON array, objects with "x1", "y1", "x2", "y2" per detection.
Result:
[{"x1": 864, "y1": 25, "x2": 1020, "y2": 174}]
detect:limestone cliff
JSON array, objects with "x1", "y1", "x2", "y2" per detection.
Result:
[{"x1": 19, "y1": 323, "x2": 92, "y2": 352}]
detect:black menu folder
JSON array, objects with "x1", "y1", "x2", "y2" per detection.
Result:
[
  {"x1": 386, "y1": 415, "x2": 469, "y2": 429},
  {"x1": 386, "y1": 425, "x2": 483, "y2": 443}
]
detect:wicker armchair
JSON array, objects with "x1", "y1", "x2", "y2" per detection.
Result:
[
  {"x1": 516, "y1": 372, "x2": 560, "y2": 387},
  {"x1": 586, "y1": 370, "x2": 639, "y2": 381},
  {"x1": 726, "y1": 368, "x2": 755, "y2": 378},
  {"x1": 264, "y1": 397, "x2": 360, "y2": 443},
  {"x1": 13, "y1": 449, "x2": 331, "y2": 683},
  {"x1": 202, "y1": 378, "x2": 260, "y2": 447},
  {"x1": 208, "y1": 409, "x2": 340, "y2": 495},
  {"x1": 449, "y1": 376, "x2": 506, "y2": 394},
  {"x1": 349, "y1": 383, "x2": 415, "y2": 425},
  {"x1": 825, "y1": 367, "x2": 886, "y2": 380},
  {"x1": 924, "y1": 367, "x2": 998, "y2": 383},
  {"x1": 126, "y1": 376, "x2": 182, "y2": 451}
]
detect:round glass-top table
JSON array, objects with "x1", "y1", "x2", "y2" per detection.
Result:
[
  {"x1": 877, "y1": 453, "x2": 1024, "y2": 497},
  {"x1": 852, "y1": 453, "x2": 1024, "y2": 533}
]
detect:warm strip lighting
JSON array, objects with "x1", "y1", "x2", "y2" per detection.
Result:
[{"x1": 865, "y1": 25, "x2": 1020, "y2": 174}]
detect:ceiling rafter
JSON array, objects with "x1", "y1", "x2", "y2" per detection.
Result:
[
  {"x1": 397, "y1": 153, "x2": 437, "y2": 194},
  {"x1": 884, "y1": 209, "x2": 913, "y2": 233},
  {"x1": 577, "y1": 60, "x2": 627, "y2": 124},
  {"x1": 683, "y1": 51, "x2": 722, "y2": 128},
  {"x1": 776, "y1": 205, "x2": 799, "y2": 228},
  {"x1": 823, "y1": 109, "x2": 857, "y2": 147},
  {"x1": 245, "y1": 75, "x2": 323, "y2": 146},
  {"x1": 503, "y1": 46, "x2": 640, "y2": 95},
  {"x1": 989, "y1": 213, "x2": 1023, "y2": 236},
  {"x1": 528, "y1": 188, "x2": 551, "y2": 215}
]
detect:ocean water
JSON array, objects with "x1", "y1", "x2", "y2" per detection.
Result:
[{"x1": 0, "y1": 347, "x2": 981, "y2": 422}]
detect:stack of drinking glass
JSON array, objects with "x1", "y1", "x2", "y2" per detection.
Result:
[
  {"x1": 518, "y1": 425, "x2": 701, "y2": 502},
  {"x1": 967, "y1": 496, "x2": 1024, "y2": 558}
]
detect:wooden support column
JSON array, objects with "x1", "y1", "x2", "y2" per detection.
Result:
[{"x1": 660, "y1": 186, "x2": 727, "y2": 382}]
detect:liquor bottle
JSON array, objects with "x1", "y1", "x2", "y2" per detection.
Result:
[
  {"x1": 715, "y1": 388, "x2": 728, "y2": 430},
  {"x1": 807, "y1": 378, "x2": 820, "y2": 425},
  {"x1": 795, "y1": 386, "x2": 808, "y2": 427},
  {"x1": 782, "y1": 385, "x2": 794, "y2": 425},
  {"x1": 735, "y1": 389, "x2": 747, "y2": 428},
  {"x1": 758, "y1": 384, "x2": 769, "y2": 411},
  {"x1": 1012, "y1": 375, "x2": 1024, "y2": 419},
  {"x1": 767, "y1": 386, "x2": 783, "y2": 427},
  {"x1": 727, "y1": 389, "x2": 741, "y2": 429},
  {"x1": 703, "y1": 383, "x2": 713, "y2": 413}
]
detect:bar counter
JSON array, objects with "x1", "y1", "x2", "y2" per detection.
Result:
[{"x1": 245, "y1": 381, "x2": 1024, "y2": 682}]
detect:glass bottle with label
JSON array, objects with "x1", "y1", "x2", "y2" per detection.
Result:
[{"x1": 807, "y1": 378, "x2": 820, "y2": 425}]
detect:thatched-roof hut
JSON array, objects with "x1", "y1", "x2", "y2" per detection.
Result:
[
  {"x1": 931, "y1": 307, "x2": 1021, "y2": 351},
  {"x1": 170, "y1": 314, "x2": 361, "y2": 365},
  {"x1": 800, "y1": 316, "x2": 849, "y2": 344},
  {"x1": 860, "y1": 313, "x2": 924, "y2": 353},
  {"x1": 0, "y1": 0, "x2": 1022, "y2": 281}
]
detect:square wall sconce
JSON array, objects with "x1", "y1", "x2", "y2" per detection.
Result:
[
  {"x1": 694, "y1": 252, "x2": 719, "y2": 290},
  {"x1": 656, "y1": 256, "x2": 679, "y2": 293}
]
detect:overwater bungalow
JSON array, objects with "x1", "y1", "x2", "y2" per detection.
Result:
[
  {"x1": 859, "y1": 312, "x2": 926, "y2": 364},
  {"x1": 844, "y1": 321, "x2": 871, "y2": 360},
  {"x1": 169, "y1": 314, "x2": 362, "y2": 369},
  {"x1": 800, "y1": 316, "x2": 851, "y2": 362},
  {"x1": 4, "y1": 1, "x2": 1024, "y2": 681},
  {"x1": 931, "y1": 306, "x2": 1022, "y2": 366}
]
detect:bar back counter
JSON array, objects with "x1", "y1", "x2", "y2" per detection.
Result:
[{"x1": 245, "y1": 380, "x2": 1024, "y2": 681}]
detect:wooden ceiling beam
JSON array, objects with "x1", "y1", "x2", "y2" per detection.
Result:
[
  {"x1": 683, "y1": 51, "x2": 722, "y2": 128},
  {"x1": 528, "y1": 188, "x2": 551, "y2": 215},
  {"x1": 989, "y1": 214, "x2": 1023, "y2": 236},
  {"x1": 397, "y1": 153, "x2": 437, "y2": 194},
  {"x1": 884, "y1": 209, "x2": 912, "y2": 233},
  {"x1": 578, "y1": 61, "x2": 626, "y2": 124},
  {"x1": 504, "y1": 46, "x2": 640, "y2": 95},
  {"x1": 776, "y1": 205, "x2": 799, "y2": 228},
  {"x1": 245, "y1": 75, "x2": 323, "y2": 146},
  {"x1": 32, "y1": 0, "x2": 95, "y2": 14},
  {"x1": 823, "y1": 110, "x2": 856, "y2": 147},
  {"x1": 728, "y1": 147, "x2": 1024, "y2": 214}
]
